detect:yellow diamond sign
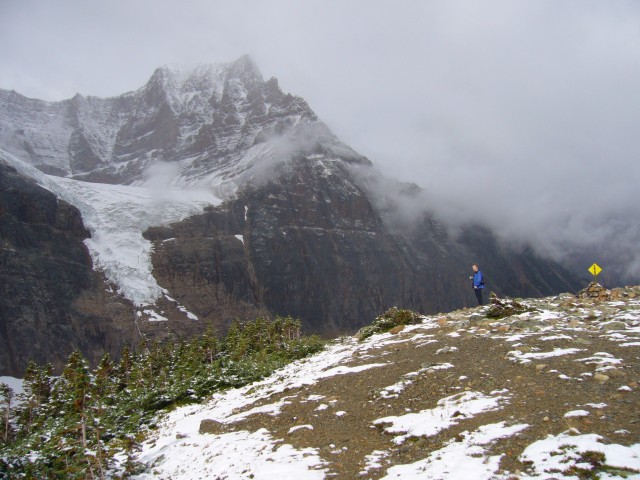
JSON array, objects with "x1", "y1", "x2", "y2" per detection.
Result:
[{"x1": 588, "y1": 263, "x2": 602, "y2": 276}]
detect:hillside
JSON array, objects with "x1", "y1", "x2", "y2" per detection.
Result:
[{"x1": 132, "y1": 284, "x2": 640, "y2": 479}]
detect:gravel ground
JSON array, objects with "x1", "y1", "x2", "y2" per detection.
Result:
[{"x1": 139, "y1": 285, "x2": 640, "y2": 479}]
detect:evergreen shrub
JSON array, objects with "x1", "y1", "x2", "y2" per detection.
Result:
[
  {"x1": 356, "y1": 307, "x2": 423, "y2": 341},
  {"x1": 0, "y1": 315, "x2": 324, "y2": 479}
]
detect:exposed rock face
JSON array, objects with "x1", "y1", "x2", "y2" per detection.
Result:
[
  {"x1": 0, "y1": 163, "x2": 141, "y2": 376},
  {"x1": 144, "y1": 154, "x2": 580, "y2": 336}
]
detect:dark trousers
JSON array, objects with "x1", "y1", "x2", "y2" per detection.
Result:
[{"x1": 474, "y1": 288, "x2": 483, "y2": 305}]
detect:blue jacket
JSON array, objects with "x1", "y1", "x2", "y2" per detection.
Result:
[{"x1": 473, "y1": 271, "x2": 484, "y2": 289}]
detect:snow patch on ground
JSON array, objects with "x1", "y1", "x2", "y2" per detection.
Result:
[
  {"x1": 134, "y1": 428, "x2": 327, "y2": 480},
  {"x1": 520, "y1": 432, "x2": 640, "y2": 478},
  {"x1": 373, "y1": 390, "x2": 510, "y2": 445},
  {"x1": 380, "y1": 422, "x2": 528, "y2": 480},
  {"x1": 508, "y1": 347, "x2": 585, "y2": 364}
]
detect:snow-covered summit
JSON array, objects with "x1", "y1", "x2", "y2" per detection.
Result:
[{"x1": 0, "y1": 55, "x2": 331, "y2": 187}]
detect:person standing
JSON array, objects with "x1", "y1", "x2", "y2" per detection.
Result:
[{"x1": 470, "y1": 264, "x2": 485, "y2": 305}]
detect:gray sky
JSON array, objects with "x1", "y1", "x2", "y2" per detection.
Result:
[{"x1": 1, "y1": 0, "x2": 639, "y2": 281}]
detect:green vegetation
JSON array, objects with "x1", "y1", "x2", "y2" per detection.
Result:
[
  {"x1": 0, "y1": 316, "x2": 324, "y2": 479},
  {"x1": 356, "y1": 307, "x2": 423, "y2": 341}
]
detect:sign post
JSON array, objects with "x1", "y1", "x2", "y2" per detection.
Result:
[{"x1": 588, "y1": 263, "x2": 602, "y2": 283}]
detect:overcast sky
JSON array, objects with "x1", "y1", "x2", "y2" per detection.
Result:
[{"x1": 1, "y1": 0, "x2": 639, "y2": 281}]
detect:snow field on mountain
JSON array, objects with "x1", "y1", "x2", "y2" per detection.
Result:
[
  {"x1": 50, "y1": 177, "x2": 221, "y2": 305},
  {"x1": 2, "y1": 151, "x2": 221, "y2": 306}
]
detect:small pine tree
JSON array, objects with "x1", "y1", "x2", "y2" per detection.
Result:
[
  {"x1": 0, "y1": 383, "x2": 14, "y2": 444},
  {"x1": 116, "y1": 345, "x2": 133, "y2": 390},
  {"x1": 16, "y1": 361, "x2": 53, "y2": 435},
  {"x1": 201, "y1": 325, "x2": 220, "y2": 364}
]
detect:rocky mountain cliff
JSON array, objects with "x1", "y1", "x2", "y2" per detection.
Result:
[
  {"x1": 144, "y1": 153, "x2": 579, "y2": 337},
  {"x1": 0, "y1": 56, "x2": 582, "y2": 375},
  {"x1": 0, "y1": 163, "x2": 134, "y2": 375}
]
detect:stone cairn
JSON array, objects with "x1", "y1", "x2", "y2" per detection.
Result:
[{"x1": 577, "y1": 282, "x2": 612, "y2": 302}]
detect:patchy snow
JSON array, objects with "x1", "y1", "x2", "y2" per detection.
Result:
[
  {"x1": 378, "y1": 363, "x2": 456, "y2": 399},
  {"x1": 537, "y1": 310, "x2": 563, "y2": 321},
  {"x1": 380, "y1": 422, "x2": 528, "y2": 480},
  {"x1": 317, "y1": 363, "x2": 387, "y2": 379},
  {"x1": 226, "y1": 398, "x2": 293, "y2": 423},
  {"x1": 178, "y1": 306, "x2": 198, "y2": 320},
  {"x1": 131, "y1": 342, "x2": 361, "y2": 479},
  {"x1": 235, "y1": 234, "x2": 245, "y2": 245},
  {"x1": 564, "y1": 409, "x2": 590, "y2": 418},
  {"x1": 423, "y1": 362, "x2": 454, "y2": 372},
  {"x1": 435, "y1": 345, "x2": 458, "y2": 354},
  {"x1": 127, "y1": 291, "x2": 640, "y2": 479},
  {"x1": 164, "y1": 294, "x2": 199, "y2": 320},
  {"x1": 143, "y1": 309, "x2": 168, "y2": 322},
  {"x1": 288, "y1": 424, "x2": 314, "y2": 433},
  {"x1": 134, "y1": 428, "x2": 326, "y2": 480},
  {"x1": 360, "y1": 450, "x2": 390, "y2": 476},
  {"x1": 520, "y1": 432, "x2": 640, "y2": 478},
  {"x1": 540, "y1": 334, "x2": 574, "y2": 341},
  {"x1": 575, "y1": 352, "x2": 624, "y2": 374},
  {"x1": 508, "y1": 347, "x2": 585, "y2": 364},
  {"x1": 373, "y1": 390, "x2": 510, "y2": 445}
]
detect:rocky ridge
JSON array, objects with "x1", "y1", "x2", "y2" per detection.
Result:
[
  {"x1": 134, "y1": 285, "x2": 640, "y2": 479},
  {"x1": 0, "y1": 55, "x2": 327, "y2": 185}
]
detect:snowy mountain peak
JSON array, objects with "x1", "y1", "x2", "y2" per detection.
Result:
[
  {"x1": 153, "y1": 55, "x2": 260, "y2": 84},
  {"x1": 147, "y1": 55, "x2": 263, "y2": 109},
  {"x1": 0, "y1": 55, "x2": 325, "y2": 186}
]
